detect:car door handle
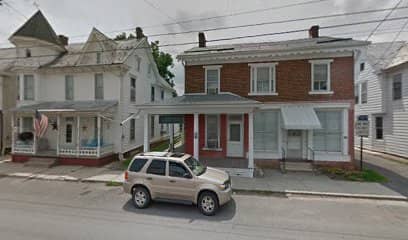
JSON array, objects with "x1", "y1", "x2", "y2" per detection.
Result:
[
  {"x1": 169, "y1": 180, "x2": 176, "y2": 183},
  {"x1": 146, "y1": 177, "x2": 153, "y2": 180}
]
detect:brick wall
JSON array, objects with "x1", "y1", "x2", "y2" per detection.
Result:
[{"x1": 185, "y1": 57, "x2": 354, "y2": 102}]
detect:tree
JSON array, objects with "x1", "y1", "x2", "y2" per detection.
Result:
[{"x1": 113, "y1": 32, "x2": 175, "y2": 86}]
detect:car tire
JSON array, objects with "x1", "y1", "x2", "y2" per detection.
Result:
[
  {"x1": 198, "y1": 191, "x2": 219, "y2": 216},
  {"x1": 132, "y1": 186, "x2": 151, "y2": 209}
]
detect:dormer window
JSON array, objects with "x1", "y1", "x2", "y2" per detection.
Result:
[
  {"x1": 204, "y1": 65, "x2": 222, "y2": 95},
  {"x1": 96, "y1": 52, "x2": 102, "y2": 64},
  {"x1": 25, "y1": 49, "x2": 31, "y2": 58}
]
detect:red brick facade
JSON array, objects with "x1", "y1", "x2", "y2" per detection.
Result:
[{"x1": 185, "y1": 57, "x2": 354, "y2": 103}]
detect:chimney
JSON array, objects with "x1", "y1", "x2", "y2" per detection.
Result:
[
  {"x1": 136, "y1": 27, "x2": 145, "y2": 39},
  {"x1": 198, "y1": 32, "x2": 206, "y2": 48},
  {"x1": 308, "y1": 25, "x2": 319, "y2": 38},
  {"x1": 58, "y1": 35, "x2": 68, "y2": 46}
]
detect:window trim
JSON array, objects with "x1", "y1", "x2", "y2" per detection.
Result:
[
  {"x1": 309, "y1": 59, "x2": 333, "y2": 95},
  {"x1": 96, "y1": 52, "x2": 102, "y2": 64},
  {"x1": 392, "y1": 73, "x2": 402, "y2": 101},
  {"x1": 248, "y1": 62, "x2": 278, "y2": 95},
  {"x1": 313, "y1": 110, "x2": 343, "y2": 153},
  {"x1": 130, "y1": 118, "x2": 136, "y2": 141},
  {"x1": 65, "y1": 75, "x2": 74, "y2": 100},
  {"x1": 94, "y1": 73, "x2": 104, "y2": 100},
  {"x1": 204, "y1": 65, "x2": 222, "y2": 94},
  {"x1": 361, "y1": 81, "x2": 368, "y2": 104},
  {"x1": 130, "y1": 76, "x2": 136, "y2": 102},
  {"x1": 23, "y1": 74, "x2": 35, "y2": 101},
  {"x1": 204, "y1": 114, "x2": 221, "y2": 150},
  {"x1": 375, "y1": 116, "x2": 384, "y2": 140}
]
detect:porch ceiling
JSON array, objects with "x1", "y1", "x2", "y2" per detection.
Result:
[{"x1": 10, "y1": 100, "x2": 118, "y2": 113}]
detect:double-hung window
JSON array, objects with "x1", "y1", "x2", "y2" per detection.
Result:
[
  {"x1": 313, "y1": 110, "x2": 343, "y2": 152},
  {"x1": 393, "y1": 73, "x2": 402, "y2": 100},
  {"x1": 23, "y1": 75, "x2": 34, "y2": 100},
  {"x1": 249, "y1": 63, "x2": 277, "y2": 95},
  {"x1": 130, "y1": 119, "x2": 135, "y2": 140},
  {"x1": 94, "y1": 73, "x2": 104, "y2": 100},
  {"x1": 375, "y1": 116, "x2": 383, "y2": 140},
  {"x1": 205, "y1": 115, "x2": 220, "y2": 149},
  {"x1": 130, "y1": 77, "x2": 136, "y2": 102},
  {"x1": 361, "y1": 82, "x2": 367, "y2": 104},
  {"x1": 204, "y1": 66, "x2": 221, "y2": 95},
  {"x1": 309, "y1": 60, "x2": 333, "y2": 94},
  {"x1": 151, "y1": 86, "x2": 155, "y2": 102},
  {"x1": 65, "y1": 75, "x2": 74, "y2": 100}
]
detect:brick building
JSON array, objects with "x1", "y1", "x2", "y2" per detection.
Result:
[{"x1": 138, "y1": 26, "x2": 369, "y2": 177}]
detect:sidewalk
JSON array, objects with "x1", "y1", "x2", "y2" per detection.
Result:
[{"x1": 0, "y1": 159, "x2": 406, "y2": 201}]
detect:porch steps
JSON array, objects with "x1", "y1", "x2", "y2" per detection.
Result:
[
  {"x1": 24, "y1": 157, "x2": 58, "y2": 168},
  {"x1": 283, "y1": 161, "x2": 314, "y2": 172}
]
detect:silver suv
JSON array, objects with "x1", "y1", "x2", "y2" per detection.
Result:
[{"x1": 123, "y1": 152, "x2": 232, "y2": 216}]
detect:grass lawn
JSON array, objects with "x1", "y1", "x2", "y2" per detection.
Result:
[{"x1": 320, "y1": 167, "x2": 388, "y2": 183}]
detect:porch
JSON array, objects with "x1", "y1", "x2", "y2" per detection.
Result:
[{"x1": 11, "y1": 100, "x2": 117, "y2": 160}]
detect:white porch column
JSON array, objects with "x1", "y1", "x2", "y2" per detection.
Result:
[
  {"x1": 342, "y1": 108, "x2": 349, "y2": 155},
  {"x1": 11, "y1": 113, "x2": 15, "y2": 154},
  {"x1": 97, "y1": 115, "x2": 101, "y2": 157},
  {"x1": 143, "y1": 113, "x2": 150, "y2": 152},
  {"x1": 193, "y1": 113, "x2": 199, "y2": 160},
  {"x1": 32, "y1": 115, "x2": 37, "y2": 154},
  {"x1": 56, "y1": 115, "x2": 60, "y2": 156},
  {"x1": 169, "y1": 124, "x2": 174, "y2": 152},
  {"x1": 76, "y1": 115, "x2": 80, "y2": 157},
  {"x1": 248, "y1": 112, "x2": 254, "y2": 169}
]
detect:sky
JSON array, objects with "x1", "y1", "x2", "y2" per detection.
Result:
[{"x1": 1, "y1": 0, "x2": 408, "y2": 94}]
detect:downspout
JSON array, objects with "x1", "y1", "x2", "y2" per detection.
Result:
[{"x1": 118, "y1": 71, "x2": 125, "y2": 161}]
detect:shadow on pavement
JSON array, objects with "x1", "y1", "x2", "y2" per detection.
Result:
[
  {"x1": 364, "y1": 162, "x2": 408, "y2": 197},
  {"x1": 122, "y1": 197, "x2": 236, "y2": 221}
]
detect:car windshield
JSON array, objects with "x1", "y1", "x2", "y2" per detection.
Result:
[{"x1": 184, "y1": 157, "x2": 206, "y2": 176}]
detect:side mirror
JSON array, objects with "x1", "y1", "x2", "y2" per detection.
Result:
[{"x1": 183, "y1": 172, "x2": 192, "y2": 179}]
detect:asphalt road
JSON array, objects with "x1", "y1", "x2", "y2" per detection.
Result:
[{"x1": 0, "y1": 177, "x2": 407, "y2": 240}]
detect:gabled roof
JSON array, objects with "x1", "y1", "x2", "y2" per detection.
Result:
[
  {"x1": 365, "y1": 42, "x2": 407, "y2": 71},
  {"x1": 9, "y1": 10, "x2": 62, "y2": 46}
]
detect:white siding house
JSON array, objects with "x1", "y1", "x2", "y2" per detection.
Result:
[
  {"x1": 1, "y1": 11, "x2": 175, "y2": 165},
  {"x1": 355, "y1": 42, "x2": 408, "y2": 158}
]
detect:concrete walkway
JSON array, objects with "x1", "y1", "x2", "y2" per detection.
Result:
[{"x1": 0, "y1": 158, "x2": 406, "y2": 201}]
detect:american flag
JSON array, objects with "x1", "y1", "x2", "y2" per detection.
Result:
[{"x1": 33, "y1": 110, "x2": 48, "y2": 138}]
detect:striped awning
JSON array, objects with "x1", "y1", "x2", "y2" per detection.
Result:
[{"x1": 281, "y1": 106, "x2": 321, "y2": 130}]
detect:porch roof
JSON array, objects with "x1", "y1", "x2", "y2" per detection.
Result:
[
  {"x1": 281, "y1": 105, "x2": 321, "y2": 130},
  {"x1": 11, "y1": 100, "x2": 118, "y2": 113},
  {"x1": 137, "y1": 93, "x2": 260, "y2": 114}
]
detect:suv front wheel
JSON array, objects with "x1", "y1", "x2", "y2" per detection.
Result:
[
  {"x1": 198, "y1": 191, "x2": 219, "y2": 216},
  {"x1": 132, "y1": 186, "x2": 151, "y2": 209}
]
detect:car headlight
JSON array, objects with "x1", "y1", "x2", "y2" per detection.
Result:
[{"x1": 218, "y1": 184, "x2": 227, "y2": 190}]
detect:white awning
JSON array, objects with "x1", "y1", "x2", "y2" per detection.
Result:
[{"x1": 281, "y1": 106, "x2": 321, "y2": 129}]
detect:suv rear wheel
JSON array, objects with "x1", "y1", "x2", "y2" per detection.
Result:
[
  {"x1": 198, "y1": 191, "x2": 219, "y2": 216},
  {"x1": 132, "y1": 186, "x2": 151, "y2": 209}
]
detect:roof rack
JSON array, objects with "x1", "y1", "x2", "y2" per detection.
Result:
[{"x1": 170, "y1": 152, "x2": 185, "y2": 158}]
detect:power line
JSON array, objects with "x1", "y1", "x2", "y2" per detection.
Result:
[
  {"x1": 2, "y1": 0, "x2": 27, "y2": 20},
  {"x1": 3, "y1": 16, "x2": 408, "y2": 61},
  {"x1": 365, "y1": 0, "x2": 403, "y2": 41}
]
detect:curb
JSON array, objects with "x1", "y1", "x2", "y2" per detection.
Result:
[{"x1": 233, "y1": 189, "x2": 408, "y2": 202}]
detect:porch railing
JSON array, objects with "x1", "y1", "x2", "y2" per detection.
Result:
[
  {"x1": 13, "y1": 144, "x2": 35, "y2": 154},
  {"x1": 14, "y1": 144, "x2": 115, "y2": 157}
]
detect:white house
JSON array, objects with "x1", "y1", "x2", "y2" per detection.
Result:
[
  {"x1": 355, "y1": 42, "x2": 408, "y2": 158},
  {"x1": 1, "y1": 11, "x2": 175, "y2": 166}
]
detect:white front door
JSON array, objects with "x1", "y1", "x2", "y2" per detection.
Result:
[
  {"x1": 287, "y1": 130, "x2": 303, "y2": 159},
  {"x1": 227, "y1": 115, "x2": 243, "y2": 157}
]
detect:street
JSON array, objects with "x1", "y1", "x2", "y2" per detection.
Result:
[{"x1": 0, "y1": 177, "x2": 407, "y2": 240}]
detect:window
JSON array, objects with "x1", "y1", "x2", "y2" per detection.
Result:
[
  {"x1": 130, "y1": 119, "x2": 135, "y2": 140},
  {"x1": 25, "y1": 49, "x2": 31, "y2": 58},
  {"x1": 146, "y1": 159, "x2": 166, "y2": 176},
  {"x1": 250, "y1": 63, "x2": 277, "y2": 94},
  {"x1": 23, "y1": 75, "x2": 34, "y2": 100},
  {"x1": 310, "y1": 60, "x2": 332, "y2": 93},
  {"x1": 393, "y1": 74, "x2": 402, "y2": 100},
  {"x1": 254, "y1": 111, "x2": 279, "y2": 152},
  {"x1": 375, "y1": 116, "x2": 383, "y2": 140},
  {"x1": 135, "y1": 55, "x2": 141, "y2": 71},
  {"x1": 361, "y1": 82, "x2": 367, "y2": 104},
  {"x1": 65, "y1": 75, "x2": 74, "y2": 100},
  {"x1": 66, "y1": 123, "x2": 73, "y2": 143},
  {"x1": 161, "y1": 89, "x2": 164, "y2": 100},
  {"x1": 313, "y1": 111, "x2": 343, "y2": 152},
  {"x1": 130, "y1": 77, "x2": 136, "y2": 102},
  {"x1": 22, "y1": 117, "x2": 33, "y2": 132},
  {"x1": 205, "y1": 67, "x2": 220, "y2": 94},
  {"x1": 96, "y1": 52, "x2": 101, "y2": 64},
  {"x1": 360, "y1": 62, "x2": 365, "y2": 72},
  {"x1": 355, "y1": 84, "x2": 359, "y2": 104},
  {"x1": 169, "y1": 162, "x2": 191, "y2": 178},
  {"x1": 205, "y1": 115, "x2": 219, "y2": 148},
  {"x1": 150, "y1": 115, "x2": 155, "y2": 138},
  {"x1": 94, "y1": 73, "x2": 104, "y2": 100},
  {"x1": 129, "y1": 158, "x2": 148, "y2": 172},
  {"x1": 16, "y1": 75, "x2": 20, "y2": 100},
  {"x1": 151, "y1": 86, "x2": 155, "y2": 102}
]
